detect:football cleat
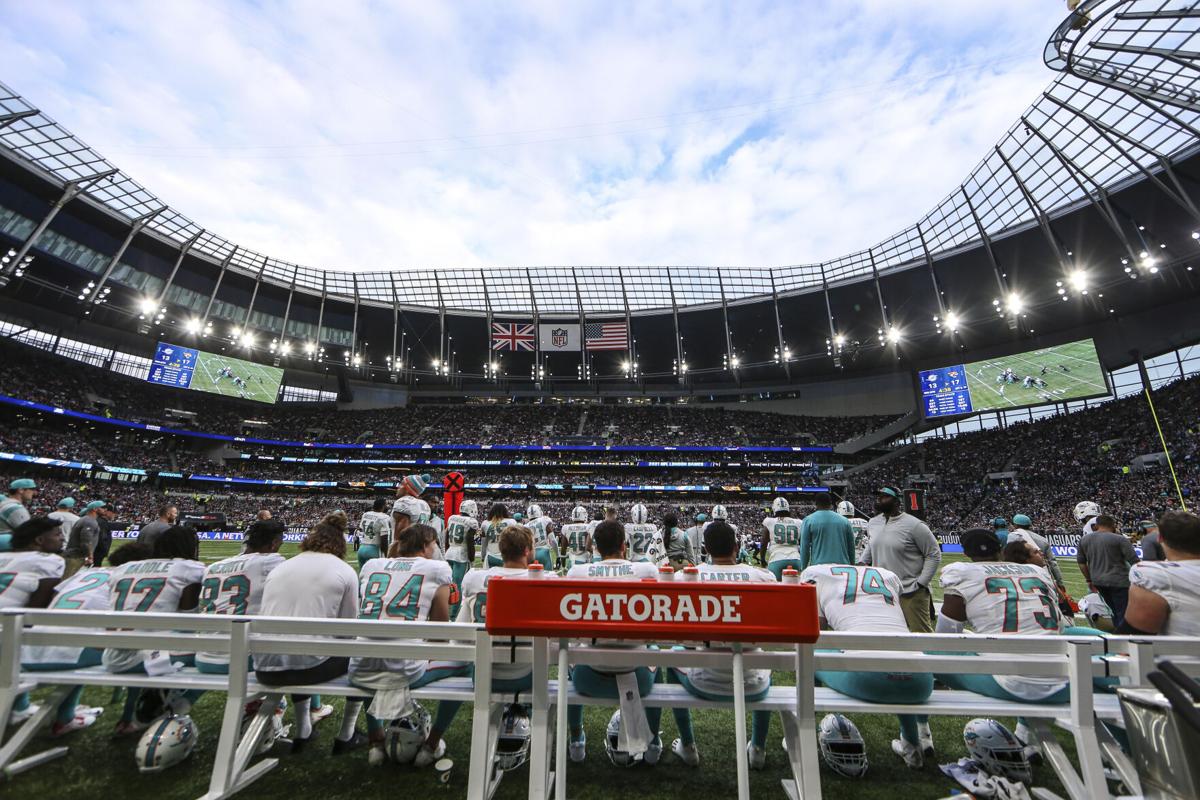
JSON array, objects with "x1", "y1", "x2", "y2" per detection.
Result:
[
  {"x1": 569, "y1": 730, "x2": 587, "y2": 763},
  {"x1": 414, "y1": 738, "x2": 446, "y2": 768},
  {"x1": 891, "y1": 738, "x2": 923, "y2": 769},
  {"x1": 671, "y1": 738, "x2": 700, "y2": 766},
  {"x1": 747, "y1": 742, "x2": 767, "y2": 770},
  {"x1": 918, "y1": 720, "x2": 934, "y2": 759}
]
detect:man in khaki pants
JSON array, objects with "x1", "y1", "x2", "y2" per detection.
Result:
[
  {"x1": 859, "y1": 487, "x2": 941, "y2": 632},
  {"x1": 64, "y1": 500, "x2": 111, "y2": 577}
]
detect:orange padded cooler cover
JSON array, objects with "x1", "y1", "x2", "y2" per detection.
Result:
[{"x1": 485, "y1": 578, "x2": 820, "y2": 643}]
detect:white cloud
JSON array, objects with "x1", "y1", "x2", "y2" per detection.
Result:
[{"x1": 0, "y1": 0, "x2": 1062, "y2": 270}]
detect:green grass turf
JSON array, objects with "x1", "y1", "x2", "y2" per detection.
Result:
[
  {"x1": 7, "y1": 549, "x2": 1091, "y2": 799},
  {"x1": 963, "y1": 338, "x2": 1108, "y2": 413},
  {"x1": 190, "y1": 351, "x2": 282, "y2": 404}
]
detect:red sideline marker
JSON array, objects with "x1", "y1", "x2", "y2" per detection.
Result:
[{"x1": 485, "y1": 578, "x2": 820, "y2": 643}]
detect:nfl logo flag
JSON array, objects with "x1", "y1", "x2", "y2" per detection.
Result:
[
  {"x1": 537, "y1": 324, "x2": 581, "y2": 351},
  {"x1": 491, "y1": 322, "x2": 536, "y2": 351},
  {"x1": 584, "y1": 321, "x2": 629, "y2": 350}
]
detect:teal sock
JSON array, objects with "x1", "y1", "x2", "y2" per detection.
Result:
[
  {"x1": 672, "y1": 708, "x2": 695, "y2": 745},
  {"x1": 567, "y1": 705, "x2": 584, "y2": 739},
  {"x1": 13, "y1": 692, "x2": 30, "y2": 712},
  {"x1": 366, "y1": 712, "x2": 384, "y2": 736},
  {"x1": 431, "y1": 700, "x2": 463, "y2": 737},
  {"x1": 121, "y1": 688, "x2": 141, "y2": 723},
  {"x1": 310, "y1": 695, "x2": 322, "y2": 711},
  {"x1": 55, "y1": 687, "x2": 85, "y2": 726},
  {"x1": 751, "y1": 710, "x2": 771, "y2": 748},
  {"x1": 898, "y1": 714, "x2": 920, "y2": 746},
  {"x1": 646, "y1": 707, "x2": 663, "y2": 744}
]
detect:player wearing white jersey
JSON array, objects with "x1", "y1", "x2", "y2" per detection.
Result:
[
  {"x1": 700, "y1": 505, "x2": 737, "y2": 563},
  {"x1": 482, "y1": 504, "x2": 518, "y2": 567},
  {"x1": 624, "y1": 503, "x2": 657, "y2": 563},
  {"x1": 937, "y1": 528, "x2": 1075, "y2": 704},
  {"x1": 760, "y1": 497, "x2": 802, "y2": 580},
  {"x1": 8, "y1": 517, "x2": 105, "y2": 737},
  {"x1": 0, "y1": 523, "x2": 65, "y2": 610},
  {"x1": 525, "y1": 504, "x2": 557, "y2": 572},
  {"x1": 561, "y1": 505, "x2": 592, "y2": 567},
  {"x1": 1123, "y1": 511, "x2": 1200, "y2": 637},
  {"x1": 444, "y1": 499, "x2": 480, "y2": 618},
  {"x1": 801, "y1": 562, "x2": 934, "y2": 767},
  {"x1": 564, "y1": 519, "x2": 664, "y2": 765},
  {"x1": 104, "y1": 525, "x2": 207, "y2": 736},
  {"x1": 196, "y1": 520, "x2": 286, "y2": 673},
  {"x1": 414, "y1": 524, "x2": 555, "y2": 766},
  {"x1": 668, "y1": 520, "x2": 777, "y2": 769},
  {"x1": 349, "y1": 523, "x2": 460, "y2": 766},
  {"x1": 358, "y1": 498, "x2": 393, "y2": 569}
]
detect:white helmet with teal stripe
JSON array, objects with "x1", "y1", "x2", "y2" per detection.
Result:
[
  {"x1": 711, "y1": 504, "x2": 728, "y2": 520},
  {"x1": 136, "y1": 714, "x2": 198, "y2": 773}
]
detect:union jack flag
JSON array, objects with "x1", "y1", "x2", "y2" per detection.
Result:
[{"x1": 491, "y1": 322, "x2": 536, "y2": 351}]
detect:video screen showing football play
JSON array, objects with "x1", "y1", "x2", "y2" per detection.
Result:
[
  {"x1": 921, "y1": 339, "x2": 1108, "y2": 419},
  {"x1": 145, "y1": 342, "x2": 284, "y2": 404},
  {"x1": 0, "y1": 3, "x2": 1197, "y2": 800}
]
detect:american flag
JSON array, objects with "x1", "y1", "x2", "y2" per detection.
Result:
[
  {"x1": 584, "y1": 321, "x2": 629, "y2": 351},
  {"x1": 491, "y1": 322, "x2": 536, "y2": 351}
]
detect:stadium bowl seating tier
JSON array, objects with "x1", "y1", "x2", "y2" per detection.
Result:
[{"x1": 0, "y1": 2, "x2": 1195, "y2": 394}]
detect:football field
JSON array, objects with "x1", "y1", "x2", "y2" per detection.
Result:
[
  {"x1": 191, "y1": 351, "x2": 282, "y2": 403},
  {"x1": 965, "y1": 339, "x2": 1108, "y2": 412},
  {"x1": 13, "y1": 548, "x2": 1091, "y2": 800}
]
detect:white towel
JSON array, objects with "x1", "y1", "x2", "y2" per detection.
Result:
[{"x1": 614, "y1": 671, "x2": 652, "y2": 753}]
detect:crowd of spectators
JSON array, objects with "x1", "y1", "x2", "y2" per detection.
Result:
[
  {"x1": 2, "y1": 339, "x2": 1196, "y2": 538},
  {"x1": 843, "y1": 373, "x2": 1199, "y2": 532},
  {"x1": 0, "y1": 342, "x2": 898, "y2": 447}
]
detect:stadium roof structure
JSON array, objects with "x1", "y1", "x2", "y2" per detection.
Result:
[
  {"x1": 0, "y1": 0, "x2": 1198, "y2": 393},
  {"x1": 0, "y1": 0, "x2": 1196, "y2": 314}
]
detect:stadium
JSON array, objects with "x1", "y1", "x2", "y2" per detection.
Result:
[{"x1": 0, "y1": 1, "x2": 1198, "y2": 798}]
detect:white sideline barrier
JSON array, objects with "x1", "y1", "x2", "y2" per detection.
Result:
[{"x1": 2, "y1": 609, "x2": 1199, "y2": 800}]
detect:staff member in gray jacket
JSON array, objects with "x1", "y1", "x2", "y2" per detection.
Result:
[
  {"x1": 64, "y1": 501, "x2": 113, "y2": 577},
  {"x1": 859, "y1": 486, "x2": 942, "y2": 632}
]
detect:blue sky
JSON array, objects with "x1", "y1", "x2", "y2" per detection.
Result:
[{"x1": 0, "y1": 1, "x2": 1065, "y2": 270}]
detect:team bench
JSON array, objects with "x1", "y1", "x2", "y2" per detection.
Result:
[{"x1": 3, "y1": 610, "x2": 1199, "y2": 800}]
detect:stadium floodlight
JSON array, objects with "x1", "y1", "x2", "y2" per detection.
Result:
[
  {"x1": 1069, "y1": 270, "x2": 1087, "y2": 292},
  {"x1": 304, "y1": 342, "x2": 316, "y2": 355},
  {"x1": 833, "y1": 334, "x2": 845, "y2": 347},
  {"x1": 138, "y1": 297, "x2": 157, "y2": 315},
  {"x1": 886, "y1": 327, "x2": 901, "y2": 344},
  {"x1": 1192, "y1": 231, "x2": 1199, "y2": 240},
  {"x1": 1005, "y1": 293, "x2": 1024, "y2": 315},
  {"x1": 731, "y1": 355, "x2": 740, "y2": 367},
  {"x1": 945, "y1": 312, "x2": 960, "y2": 330},
  {"x1": 279, "y1": 341, "x2": 291, "y2": 355},
  {"x1": 240, "y1": 332, "x2": 255, "y2": 347},
  {"x1": 184, "y1": 318, "x2": 201, "y2": 334}
]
